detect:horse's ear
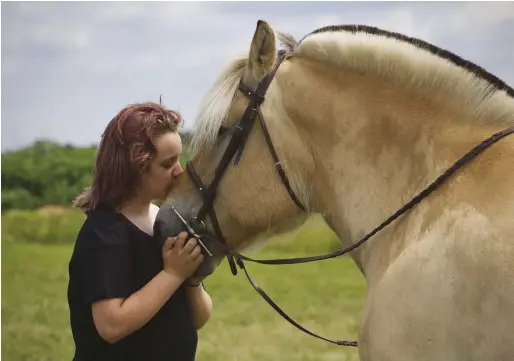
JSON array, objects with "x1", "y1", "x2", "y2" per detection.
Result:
[{"x1": 247, "y1": 20, "x2": 276, "y2": 82}]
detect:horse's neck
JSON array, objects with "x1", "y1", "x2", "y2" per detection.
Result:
[{"x1": 282, "y1": 58, "x2": 504, "y2": 280}]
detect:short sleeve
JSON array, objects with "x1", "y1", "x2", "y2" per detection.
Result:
[{"x1": 75, "y1": 223, "x2": 133, "y2": 304}]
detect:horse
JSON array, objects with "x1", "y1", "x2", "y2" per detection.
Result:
[{"x1": 154, "y1": 21, "x2": 514, "y2": 361}]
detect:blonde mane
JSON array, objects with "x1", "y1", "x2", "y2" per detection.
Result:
[
  {"x1": 295, "y1": 25, "x2": 514, "y2": 125},
  {"x1": 189, "y1": 56, "x2": 247, "y2": 156},
  {"x1": 191, "y1": 24, "x2": 514, "y2": 156},
  {"x1": 189, "y1": 33, "x2": 295, "y2": 156}
]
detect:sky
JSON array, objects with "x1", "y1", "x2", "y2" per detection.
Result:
[{"x1": 2, "y1": 1, "x2": 514, "y2": 152}]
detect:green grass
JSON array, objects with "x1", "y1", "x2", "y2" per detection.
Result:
[{"x1": 2, "y1": 216, "x2": 367, "y2": 361}]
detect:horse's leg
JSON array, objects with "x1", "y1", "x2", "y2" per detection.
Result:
[{"x1": 357, "y1": 230, "x2": 514, "y2": 361}]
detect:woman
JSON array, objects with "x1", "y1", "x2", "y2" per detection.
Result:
[{"x1": 67, "y1": 102, "x2": 212, "y2": 361}]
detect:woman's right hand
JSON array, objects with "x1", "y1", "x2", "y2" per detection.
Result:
[{"x1": 162, "y1": 232, "x2": 204, "y2": 281}]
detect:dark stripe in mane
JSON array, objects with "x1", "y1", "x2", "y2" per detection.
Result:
[{"x1": 299, "y1": 24, "x2": 514, "y2": 99}]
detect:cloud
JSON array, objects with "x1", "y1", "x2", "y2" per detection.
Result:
[{"x1": 2, "y1": 1, "x2": 513, "y2": 151}]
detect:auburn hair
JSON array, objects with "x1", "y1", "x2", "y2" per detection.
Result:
[{"x1": 73, "y1": 102, "x2": 182, "y2": 213}]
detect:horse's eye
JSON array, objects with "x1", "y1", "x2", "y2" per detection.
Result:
[{"x1": 218, "y1": 126, "x2": 228, "y2": 138}]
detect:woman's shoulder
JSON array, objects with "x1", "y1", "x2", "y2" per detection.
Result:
[
  {"x1": 75, "y1": 207, "x2": 131, "y2": 249},
  {"x1": 84, "y1": 206, "x2": 125, "y2": 229}
]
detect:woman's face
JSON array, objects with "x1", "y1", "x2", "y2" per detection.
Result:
[{"x1": 141, "y1": 131, "x2": 184, "y2": 201}]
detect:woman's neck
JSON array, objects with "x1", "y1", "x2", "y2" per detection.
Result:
[
  {"x1": 119, "y1": 194, "x2": 153, "y2": 216},
  {"x1": 119, "y1": 196, "x2": 160, "y2": 237}
]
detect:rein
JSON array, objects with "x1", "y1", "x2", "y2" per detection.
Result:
[{"x1": 174, "y1": 50, "x2": 514, "y2": 347}]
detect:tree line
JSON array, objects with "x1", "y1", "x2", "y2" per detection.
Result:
[{"x1": 1, "y1": 131, "x2": 193, "y2": 213}]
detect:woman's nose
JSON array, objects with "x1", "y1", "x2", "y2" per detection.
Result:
[{"x1": 172, "y1": 163, "x2": 183, "y2": 177}]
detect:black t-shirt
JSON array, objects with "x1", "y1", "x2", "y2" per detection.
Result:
[{"x1": 67, "y1": 207, "x2": 198, "y2": 361}]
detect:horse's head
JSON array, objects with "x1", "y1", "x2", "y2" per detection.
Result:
[{"x1": 154, "y1": 20, "x2": 311, "y2": 279}]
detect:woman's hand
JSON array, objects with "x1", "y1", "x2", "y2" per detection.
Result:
[{"x1": 162, "y1": 232, "x2": 204, "y2": 281}]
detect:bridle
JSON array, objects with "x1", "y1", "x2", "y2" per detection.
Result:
[
  {"x1": 171, "y1": 49, "x2": 514, "y2": 347},
  {"x1": 183, "y1": 50, "x2": 304, "y2": 266}
]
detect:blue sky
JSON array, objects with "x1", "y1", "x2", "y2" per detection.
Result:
[{"x1": 2, "y1": 1, "x2": 513, "y2": 152}]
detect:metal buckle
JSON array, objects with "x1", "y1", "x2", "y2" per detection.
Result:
[{"x1": 170, "y1": 205, "x2": 212, "y2": 256}]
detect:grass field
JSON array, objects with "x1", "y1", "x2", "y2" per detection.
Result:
[{"x1": 2, "y1": 216, "x2": 367, "y2": 361}]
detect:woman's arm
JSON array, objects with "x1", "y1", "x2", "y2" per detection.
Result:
[
  {"x1": 89, "y1": 235, "x2": 203, "y2": 343},
  {"x1": 185, "y1": 282, "x2": 213, "y2": 330},
  {"x1": 92, "y1": 270, "x2": 183, "y2": 343}
]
